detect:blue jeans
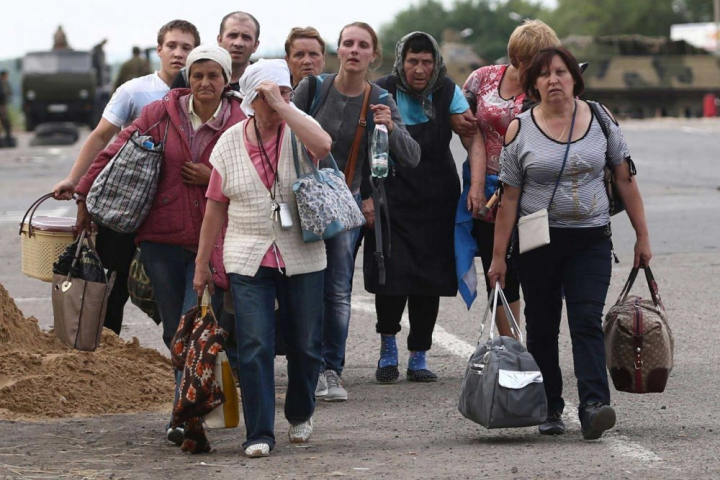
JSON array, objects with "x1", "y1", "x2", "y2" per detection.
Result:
[
  {"x1": 231, "y1": 268, "x2": 324, "y2": 450},
  {"x1": 516, "y1": 227, "x2": 612, "y2": 418},
  {"x1": 322, "y1": 221, "x2": 362, "y2": 375},
  {"x1": 140, "y1": 242, "x2": 223, "y2": 427}
]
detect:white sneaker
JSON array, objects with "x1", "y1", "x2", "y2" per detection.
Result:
[
  {"x1": 315, "y1": 371, "x2": 328, "y2": 397},
  {"x1": 244, "y1": 443, "x2": 270, "y2": 458},
  {"x1": 324, "y1": 370, "x2": 348, "y2": 402},
  {"x1": 288, "y1": 417, "x2": 313, "y2": 443}
]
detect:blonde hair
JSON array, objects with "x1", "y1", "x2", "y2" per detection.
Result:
[{"x1": 507, "y1": 19, "x2": 560, "y2": 69}]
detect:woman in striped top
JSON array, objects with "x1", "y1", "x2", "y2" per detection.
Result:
[{"x1": 488, "y1": 47, "x2": 652, "y2": 441}]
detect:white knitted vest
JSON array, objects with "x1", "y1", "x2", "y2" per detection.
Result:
[{"x1": 209, "y1": 121, "x2": 326, "y2": 277}]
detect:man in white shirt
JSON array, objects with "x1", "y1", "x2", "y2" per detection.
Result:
[{"x1": 51, "y1": 20, "x2": 200, "y2": 339}]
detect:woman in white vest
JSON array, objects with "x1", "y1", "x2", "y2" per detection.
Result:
[{"x1": 193, "y1": 59, "x2": 331, "y2": 458}]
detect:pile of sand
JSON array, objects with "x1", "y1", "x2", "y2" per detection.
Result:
[{"x1": 0, "y1": 282, "x2": 175, "y2": 420}]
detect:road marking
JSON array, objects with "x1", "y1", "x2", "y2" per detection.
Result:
[
  {"x1": 1, "y1": 207, "x2": 71, "y2": 224},
  {"x1": 352, "y1": 297, "x2": 663, "y2": 465}
]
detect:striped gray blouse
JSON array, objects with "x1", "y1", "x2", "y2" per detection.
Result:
[{"x1": 499, "y1": 101, "x2": 630, "y2": 228}]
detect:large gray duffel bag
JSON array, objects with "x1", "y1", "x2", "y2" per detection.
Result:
[{"x1": 458, "y1": 286, "x2": 547, "y2": 429}]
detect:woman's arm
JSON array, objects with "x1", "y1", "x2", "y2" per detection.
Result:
[
  {"x1": 614, "y1": 162, "x2": 652, "y2": 267},
  {"x1": 256, "y1": 81, "x2": 331, "y2": 159},
  {"x1": 487, "y1": 185, "x2": 520, "y2": 289},
  {"x1": 193, "y1": 199, "x2": 229, "y2": 296},
  {"x1": 462, "y1": 131, "x2": 488, "y2": 218},
  {"x1": 379, "y1": 96, "x2": 420, "y2": 168}
]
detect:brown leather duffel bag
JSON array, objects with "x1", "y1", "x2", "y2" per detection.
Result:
[{"x1": 603, "y1": 266, "x2": 673, "y2": 394}]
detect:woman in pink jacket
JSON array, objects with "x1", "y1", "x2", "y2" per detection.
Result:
[{"x1": 74, "y1": 45, "x2": 245, "y2": 444}]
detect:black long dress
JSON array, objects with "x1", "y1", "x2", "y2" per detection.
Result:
[{"x1": 363, "y1": 76, "x2": 460, "y2": 297}]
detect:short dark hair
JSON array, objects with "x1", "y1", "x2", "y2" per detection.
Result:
[
  {"x1": 157, "y1": 20, "x2": 200, "y2": 47},
  {"x1": 285, "y1": 27, "x2": 325, "y2": 56},
  {"x1": 402, "y1": 35, "x2": 434, "y2": 58},
  {"x1": 522, "y1": 46, "x2": 584, "y2": 101},
  {"x1": 219, "y1": 12, "x2": 260, "y2": 42},
  {"x1": 132, "y1": 46, "x2": 141, "y2": 56}
]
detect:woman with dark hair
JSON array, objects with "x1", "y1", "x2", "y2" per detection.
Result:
[
  {"x1": 293, "y1": 22, "x2": 420, "y2": 402},
  {"x1": 488, "y1": 46, "x2": 652, "y2": 440}
]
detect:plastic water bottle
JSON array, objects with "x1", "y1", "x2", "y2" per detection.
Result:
[{"x1": 370, "y1": 124, "x2": 389, "y2": 178}]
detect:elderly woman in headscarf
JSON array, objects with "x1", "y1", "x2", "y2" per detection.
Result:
[
  {"x1": 366, "y1": 32, "x2": 472, "y2": 384},
  {"x1": 192, "y1": 59, "x2": 331, "y2": 458},
  {"x1": 74, "y1": 44, "x2": 245, "y2": 444}
]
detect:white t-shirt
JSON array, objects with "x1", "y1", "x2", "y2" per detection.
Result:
[{"x1": 102, "y1": 72, "x2": 170, "y2": 127}]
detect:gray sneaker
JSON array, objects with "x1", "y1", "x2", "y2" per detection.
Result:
[
  {"x1": 315, "y1": 371, "x2": 328, "y2": 397},
  {"x1": 324, "y1": 370, "x2": 347, "y2": 402}
]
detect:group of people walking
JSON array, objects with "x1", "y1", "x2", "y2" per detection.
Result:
[{"x1": 52, "y1": 13, "x2": 652, "y2": 457}]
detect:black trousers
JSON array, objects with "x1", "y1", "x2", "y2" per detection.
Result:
[
  {"x1": 375, "y1": 294, "x2": 440, "y2": 352},
  {"x1": 517, "y1": 226, "x2": 612, "y2": 416},
  {"x1": 94, "y1": 225, "x2": 136, "y2": 335}
]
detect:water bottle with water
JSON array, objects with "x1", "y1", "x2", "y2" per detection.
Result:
[{"x1": 370, "y1": 124, "x2": 389, "y2": 178}]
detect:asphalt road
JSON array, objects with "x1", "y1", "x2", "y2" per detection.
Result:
[{"x1": 0, "y1": 118, "x2": 719, "y2": 479}]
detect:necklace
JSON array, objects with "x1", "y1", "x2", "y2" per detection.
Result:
[{"x1": 539, "y1": 102, "x2": 575, "y2": 141}]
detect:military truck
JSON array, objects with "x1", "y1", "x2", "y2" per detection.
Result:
[{"x1": 20, "y1": 50, "x2": 109, "y2": 131}]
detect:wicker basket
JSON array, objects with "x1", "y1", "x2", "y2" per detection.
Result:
[{"x1": 19, "y1": 194, "x2": 96, "y2": 282}]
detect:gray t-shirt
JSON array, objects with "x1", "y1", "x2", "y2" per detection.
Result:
[
  {"x1": 294, "y1": 76, "x2": 420, "y2": 194},
  {"x1": 499, "y1": 101, "x2": 630, "y2": 228}
]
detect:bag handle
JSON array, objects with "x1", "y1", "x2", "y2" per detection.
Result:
[
  {"x1": 616, "y1": 266, "x2": 663, "y2": 309},
  {"x1": 478, "y1": 285, "x2": 523, "y2": 345},
  {"x1": 547, "y1": 100, "x2": 577, "y2": 211},
  {"x1": 61, "y1": 229, "x2": 108, "y2": 291},
  {"x1": 291, "y1": 132, "x2": 344, "y2": 185},
  {"x1": 196, "y1": 287, "x2": 214, "y2": 318},
  {"x1": 18, "y1": 192, "x2": 56, "y2": 237},
  {"x1": 343, "y1": 82, "x2": 372, "y2": 188}
]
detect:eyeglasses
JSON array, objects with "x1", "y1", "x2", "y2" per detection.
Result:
[{"x1": 280, "y1": 90, "x2": 295, "y2": 101}]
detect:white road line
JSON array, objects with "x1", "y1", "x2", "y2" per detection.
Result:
[{"x1": 352, "y1": 297, "x2": 663, "y2": 465}]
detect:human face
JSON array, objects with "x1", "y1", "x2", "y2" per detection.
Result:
[
  {"x1": 218, "y1": 16, "x2": 260, "y2": 70},
  {"x1": 253, "y1": 86, "x2": 294, "y2": 120},
  {"x1": 337, "y1": 26, "x2": 376, "y2": 75},
  {"x1": 157, "y1": 30, "x2": 196, "y2": 78},
  {"x1": 535, "y1": 55, "x2": 575, "y2": 103},
  {"x1": 189, "y1": 61, "x2": 226, "y2": 104},
  {"x1": 286, "y1": 38, "x2": 325, "y2": 85},
  {"x1": 403, "y1": 51, "x2": 435, "y2": 93}
]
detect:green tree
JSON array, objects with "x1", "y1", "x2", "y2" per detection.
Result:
[{"x1": 379, "y1": 0, "x2": 549, "y2": 63}]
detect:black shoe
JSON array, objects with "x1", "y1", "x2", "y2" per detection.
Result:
[
  {"x1": 406, "y1": 368, "x2": 438, "y2": 383},
  {"x1": 581, "y1": 402, "x2": 616, "y2": 440},
  {"x1": 538, "y1": 411, "x2": 566, "y2": 435},
  {"x1": 375, "y1": 363, "x2": 400, "y2": 384}
]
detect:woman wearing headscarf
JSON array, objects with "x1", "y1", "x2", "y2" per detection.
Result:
[
  {"x1": 293, "y1": 22, "x2": 420, "y2": 402},
  {"x1": 366, "y1": 32, "x2": 470, "y2": 383},
  {"x1": 74, "y1": 44, "x2": 245, "y2": 444},
  {"x1": 192, "y1": 59, "x2": 331, "y2": 458}
]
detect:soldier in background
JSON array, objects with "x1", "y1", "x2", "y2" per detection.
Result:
[
  {"x1": 53, "y1": 25, "x2": 70, "y2": 50},
  {"x1": 0, "y1": 70, "x2": 15, "y2": 147},
  {"x1": 114, "y1": 46, "x2": 151, "y2": 92}
]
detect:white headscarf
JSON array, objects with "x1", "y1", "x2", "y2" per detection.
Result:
[
  {"x1": 238, "y1": 59, "x2": 292, "y2": 116},
  {"x1": 186, "y1": 45, "x2": 232, "y2": 84}
]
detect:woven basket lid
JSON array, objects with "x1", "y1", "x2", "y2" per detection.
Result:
[{"x1": 25, "y1": 216, "x2": 97, "y2": 233}]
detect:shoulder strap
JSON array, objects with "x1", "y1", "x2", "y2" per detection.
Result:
[
  {"x1": 588, "y1": 101, "x2": 636, "y2": 177},
  {"x1": 547, "y1": 102, "x2": 578, "y2": 211},
  {"x1": 588, "y1": 101, "x2": 610, "y2": 141},
  {"x1": 309, "y1": 73, "x2": 337, "y2": 117},
  {"x1": 343, "y1": 82, "x2": 372, "y2": 188}
]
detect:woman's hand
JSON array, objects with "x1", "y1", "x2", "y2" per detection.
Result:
[
  {"x1": 467, "y1": 183, "x2": 486, "y2": 219},
  {"x1": 255, "y1": 80, "x2": 285, "y2": 108},
  {"x1": 53, "y1": 178, "x2": 77, "y2": 200},
  {"x1": 450, "y1": 110, "x2": 478, "y2": 137},
  {"x1": 362, "y1": 198, "x2": 375, "y2": 229},
  {"x1": 487, "y1": 258, "x2": 507, "y2": 290},
  {"x1": 75, "y1": 200, "x2": 92, "y2": 236},
  {"x1": 634, "y1": 235, "x2": 652, "y2": 268},
  {"x1": 370, "y1": 104, "x2": 394, "y2": 133},
  {"x1": 193, "y1": 263, "x2": 214, "y2": 297},
  {"x1": 181, "y1": 162, "x2": 212, "y2": 185}
]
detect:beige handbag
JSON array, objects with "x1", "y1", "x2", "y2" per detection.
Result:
[
  {"x1": 51, "y1": 230, "x2": 116, "y2": 351},
  {"x1": 203, "y1": 351, "x2": 240, "y2": 429}
]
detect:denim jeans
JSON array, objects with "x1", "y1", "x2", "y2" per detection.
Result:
[
  {"x1": 231, "y1": 268, "x2": 324, "y2": 450},
  {"x1": 516, "y1": 227, "x2": 612, "y2": 417},
  {"x1": 140, "y1": 241, "x2": 223, "y2": 427}
]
